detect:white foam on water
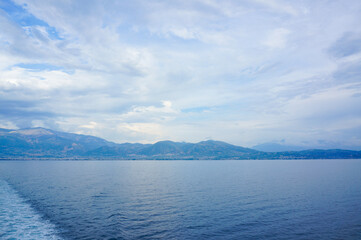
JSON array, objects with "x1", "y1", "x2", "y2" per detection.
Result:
[{"x1": 0, "y1": 180, "x2": 63, "y2": 240}]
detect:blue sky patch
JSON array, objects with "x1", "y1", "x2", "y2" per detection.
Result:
[
  {"x1": 0, "y1": 0, "x2": 62, "y2": 40},
  {"x1": 14, "y1": 63, "x2": 63, "y2": 72}
]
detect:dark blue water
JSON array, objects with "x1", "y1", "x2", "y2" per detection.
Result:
[{"x1": 1, "y1": 160, "x2": 361, "y2": 240}]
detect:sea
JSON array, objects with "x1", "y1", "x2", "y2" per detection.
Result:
[{"x1": 0, "y1": 160, "x2": 361, "y2": 240}]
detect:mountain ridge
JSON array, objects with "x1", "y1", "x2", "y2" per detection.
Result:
[{"x1": 1, "y1": 127, "x2": 361, "y2": 160}]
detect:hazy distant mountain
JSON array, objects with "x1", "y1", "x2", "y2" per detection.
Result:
[
  {"x1": 1, "y1": 128, "x2": 361, "y2": 160},
  {"x1": 252, "y1": 143, "x2": 309, "y2": 152},
  {"x1": 0, "y1": 127, "x2": 115, "y2": 158},
  {"x1": 87, "y1": 140, "x2": 259, "y2": 160}
]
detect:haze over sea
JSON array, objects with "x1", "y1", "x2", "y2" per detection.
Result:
[{"x1": 1, "y1": 160, "x2": 361, "y2": 240}]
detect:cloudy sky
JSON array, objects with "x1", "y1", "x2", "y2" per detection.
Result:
[{"x1": 1, "y1": 0, "x2": 361, "y2": 149}]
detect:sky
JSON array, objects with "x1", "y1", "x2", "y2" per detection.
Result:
[{"x1": 1, "y1": 0, "x2": 361, "y2": 149}]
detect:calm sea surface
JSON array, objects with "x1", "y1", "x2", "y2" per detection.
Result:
[{"x1": 0, "y1": 160, "x2": 361, "y2": 240}]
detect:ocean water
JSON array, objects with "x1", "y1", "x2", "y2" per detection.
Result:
[
  {"x1": 0, "y1": 160, "x2": 361, "y2": 240},
  {"x1": 0, "y1": 180, "x2": 61, "y2": 240}
]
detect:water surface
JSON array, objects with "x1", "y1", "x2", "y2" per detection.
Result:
[{"x1": 1, "y1": 160, "x2": 361, "y2": 239}]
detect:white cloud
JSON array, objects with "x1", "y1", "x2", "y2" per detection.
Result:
[
  {"x1": 0, "y1": 121, "x2": 18, "y2": 129},
  {"x1": 116, "y1": 122, "x2": 164, "y2": 141},
  {"x1": 1, "y1": 0, "x2": 361, "y2": 148},
  {"x1": 263, "y1": 28, "x2": 290, "y2": 49},
  {"x1": 80, "y1": 121, "x2": 97, "y2": 129},
  {"x1": 253, "y1": 0, "x2": 300, "y2": 16}
]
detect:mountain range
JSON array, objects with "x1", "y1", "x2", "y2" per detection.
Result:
[{"x1": 1, "y1": 127, "x2": 361, "y2": 160}]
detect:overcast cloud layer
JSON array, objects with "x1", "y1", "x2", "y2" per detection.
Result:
[{"x1": 1, "y1": 0, "x2": 361, "y2": 149}]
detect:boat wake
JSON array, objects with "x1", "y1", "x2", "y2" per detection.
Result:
[{"x1": 0, "y1": 180, "x2": 62, "y2": 240}]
